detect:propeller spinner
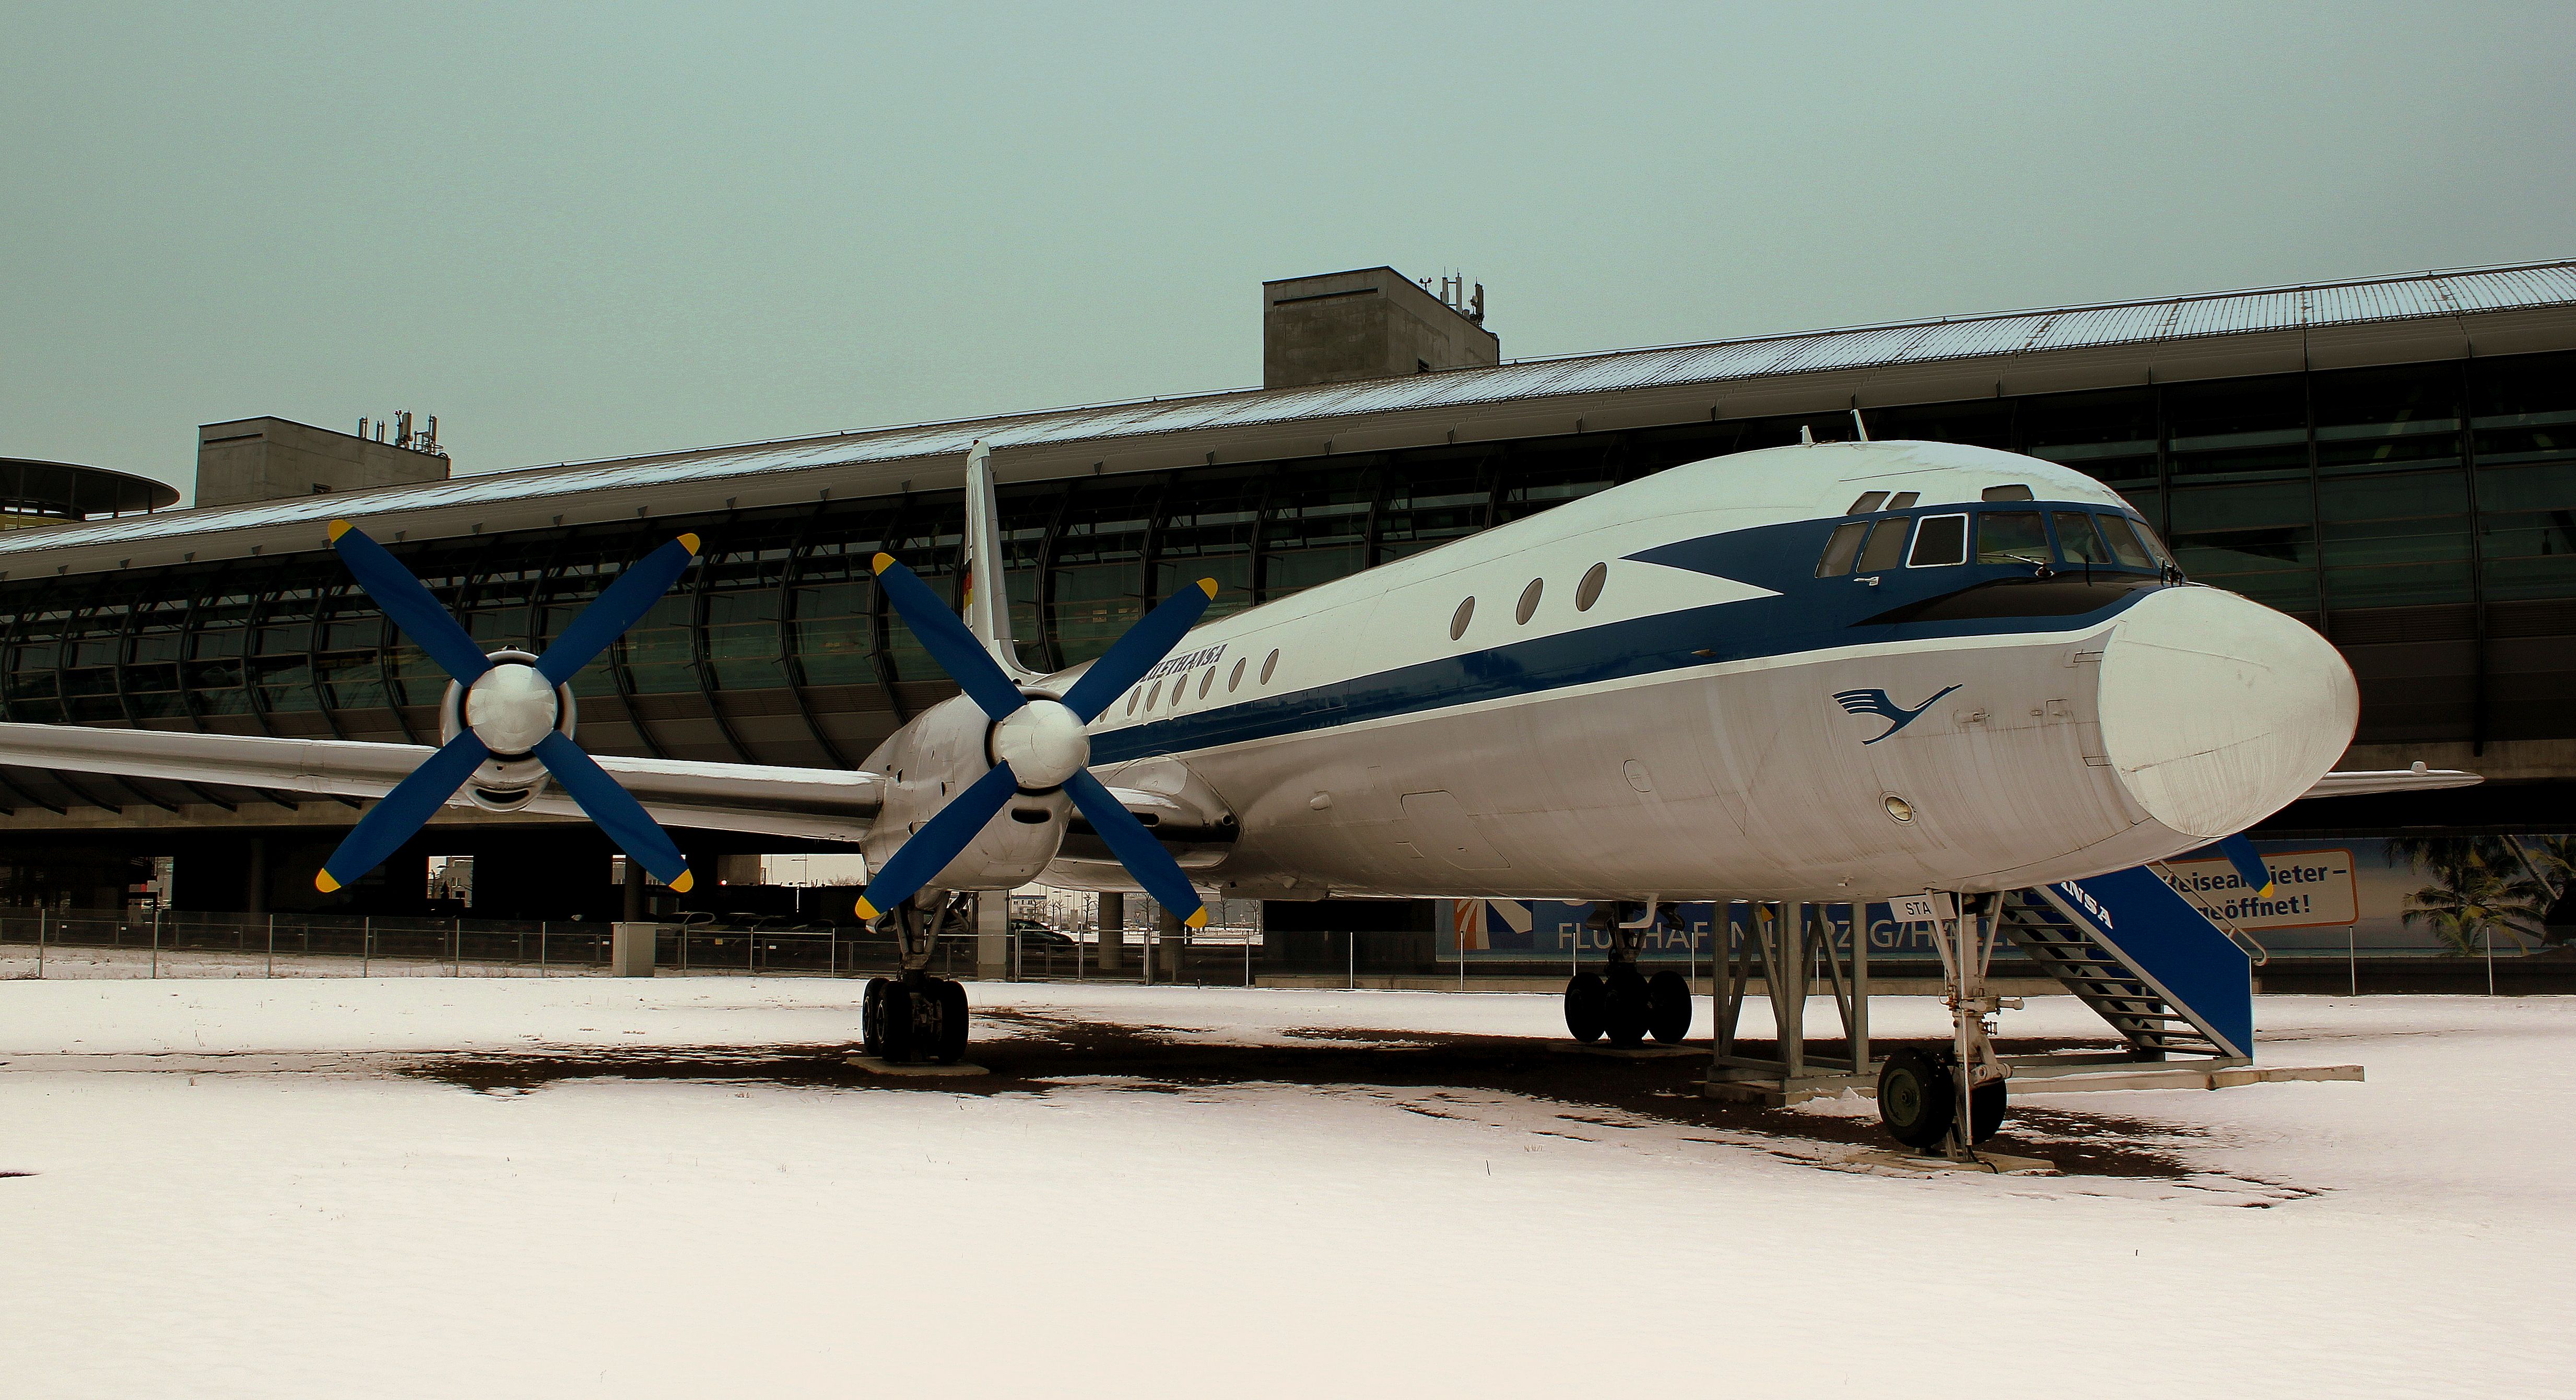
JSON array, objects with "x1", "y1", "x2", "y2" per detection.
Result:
[
  {"x1": 312, "y1": 520, "x2": 704, "y2": 895},
  {"x1": 854, "y1": 551, "x2": 1217, "y2": 928}
]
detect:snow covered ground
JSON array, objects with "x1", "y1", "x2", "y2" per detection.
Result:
[{"x1": 2, "y1": 979, "x2": 2566, "y2": 1397}]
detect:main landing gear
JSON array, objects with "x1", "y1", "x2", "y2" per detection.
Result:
[
  {"x1": 1563, "y1": 902, "x2": 1692, "y2": 1048},
  {"x1": 861, "y1": 893, "x2": 975, "y2": 1066}
]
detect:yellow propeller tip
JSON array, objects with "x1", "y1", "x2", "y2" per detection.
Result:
[
  {"x1": 1185, "y1": 908, "x2": 1209, "y2": 929},
  {"x1": 2255, "y1": 882, "x2": 2276, "y2": 900},
  {"x1": 315, "y1": 872, "x2": 340, "y2": 893},
  {"x1": 855, "y1": 898, "x2": 880, "y2": 921},
  {"x1": 871, "y1": 552, "x2": 896, "y2": 574},
  {"x1": 668, "y1": 870, "x2": 693, "y2": 894},
  {"x1": 1196, "y1": 578, "x2": 1219, "y2": 598},
  {"x1": 676, "y1": 533, "x2": 700, "y2": 555},
  {"x1": 326, "y1": 519, "x2": 352, "y2": 542}
]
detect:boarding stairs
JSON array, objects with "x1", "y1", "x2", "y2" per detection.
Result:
[{"x1": 1999, "y1": 865, "x2": 2256, "y2": 1063}]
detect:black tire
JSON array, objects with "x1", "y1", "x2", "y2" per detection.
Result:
[
  {"x1": 861, "y1": 977, "x2": 888, "y2": 1057},
  {"x1": 880, "y1": 980, "x2": 917, "y2": 1064},
  {"x1": 1646, "y1": 970, "x2": 1693, "y2": 1044},
  {"x1": 1603, "y1": 967, "x2": 1651, "y2": 1049},
  {"x1": 934, "y1": 979, "x2": 970, "y2": 1065},
  {"x1": 1969, "y1": 1075, "x2": 2007, "y2": 1145},
  {"x1": 1563, "y1": 972, "x2": 1606, "y2": 1042},
  {"x1": 1877, "y1": 1048, "x2": 1956, "y2": 1151}
]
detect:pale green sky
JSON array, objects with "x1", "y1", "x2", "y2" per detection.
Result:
[{"x1": 6, "y1": 1, "x2": 2571, "y2": 502}]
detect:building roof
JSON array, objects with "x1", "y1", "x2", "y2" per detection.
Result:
[
  {"x1": 0, "y1": 458, "x2": 183, "y2": 517},
  {"x1": 9, "y1": 258, "x2": 2574, "y2": 571}
]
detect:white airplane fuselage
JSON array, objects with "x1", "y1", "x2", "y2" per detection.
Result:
[{"x1": 863, "y1": 440, "x2": 2357, "y2": 905}]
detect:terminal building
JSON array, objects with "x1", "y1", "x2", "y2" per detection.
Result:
[{"x1": 0, "y1": 262, "x2": 2568, "y2": 926}]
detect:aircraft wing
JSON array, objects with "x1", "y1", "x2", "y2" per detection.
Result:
[
  {"x1": 2300, "y1": 765, "x2": 2483, "y2": 800},
  {"x1": 0, "y1": 722, "x2": 885, "y2": 845}
]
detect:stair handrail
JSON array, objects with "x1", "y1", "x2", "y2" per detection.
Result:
[{"x1": 2148, "y1": 861, "x2": 2272, "y2": 967}]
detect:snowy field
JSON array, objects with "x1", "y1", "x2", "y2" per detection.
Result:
[{"x1": 2, "y1": 980, "x2": 2567, "y2": 1398}]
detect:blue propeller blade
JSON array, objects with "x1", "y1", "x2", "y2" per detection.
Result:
[
  {"x1": 2216, "y1": 832, "x2": 2276, "y2": 899},
  {"x1": 854, "y1": 763, "x2": 1022, "y2": 920},
  {"x1": 1064, "y1": 769, "x2": 1207, "y2": 928},
  {"x1": 329, "y1": 521, "x2": 492, "y2": 683},
  {"x1": 315, "y1": 732, "x2": 491, "y2": 892},
  {"x1": 534, "y1": 535, "x2": 703, "y2": 687},
  {"x1": 534, "y1": 732, "x2": 695, "y2": 892},
  {"x1": 870, "y1": 554, "x2": 1029, "y2": 722},
  {"x1": 1058, "y1": 579, "x2": 1217, "y2": 722}
]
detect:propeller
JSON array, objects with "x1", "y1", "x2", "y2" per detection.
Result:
[
  {"x1": 854, "y1": 551, "x2": 1217, "y2": 928},
  {"x1": 312, "y1": 520, "x2": 703, "y2": 895}
]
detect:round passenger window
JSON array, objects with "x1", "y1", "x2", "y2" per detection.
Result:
[
  {"x1": 1261, "y1": 649, "x2": 1279, "y2": 684},
  {"x1": 1576, "y1": 562, "x2": 1608, "y2": 611},
  {"x1": 1198, "y1": 668, "x2": 1214, "y2": 699},
  {"x1": 1450, "y1": 597, "x2": 1475, "y2": 641},
  {"x1": 1229, "y1": 657, "x2": 1246, "y2": 692},
  {"x1": 1126, "y1": 689, "x2": 1139, "y2": 716},
  {"x1": 1515, "y1": 578, "x2": 1543, "y2": 625},
  {"x1": 1146, "y1": 680, "x2": 1162, "y2": 709}
]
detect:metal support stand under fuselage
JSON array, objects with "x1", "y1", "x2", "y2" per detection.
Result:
[{"x1": 1703, "y1": 899, "x2": 1881, "y2": 1105}]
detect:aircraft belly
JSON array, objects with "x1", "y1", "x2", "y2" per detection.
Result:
[{"x1": 1178, "y1": 630, "x2": 2165, "y2": 901}]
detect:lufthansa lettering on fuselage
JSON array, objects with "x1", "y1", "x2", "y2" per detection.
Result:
[{"x1": 1142, "y1": 644, "x2": 1227, "y2": 683}]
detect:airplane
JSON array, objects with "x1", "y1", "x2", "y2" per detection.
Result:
[{"x1": 0, "y1": 433, "x2": 2476, "y2": 1152}]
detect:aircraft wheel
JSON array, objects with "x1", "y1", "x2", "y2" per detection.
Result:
[
  {"x1": 1646, "y1": 970, "x2": 1693, "y2": 1043},
  {"x1": 879, "y1": 980, "x2": 918, "y2": 1064},
  {"x1": 861, "y1": 977, "x2": 889, "y2": 1057},
  {"x1": 1563, "y1": 972, "x2": 1606, "y2": 1042},
  {"x1": 1876, "y1": 1048, "x2": 1955, "y2": 1151},
  {"x1": 934, "y1": 978, "x2": 971, "y2": 1065},
  {"x1": 1603, "y1": 967, "x2": 1651, "y2": 1049},
  {"x1": 1969, "y1": 1075, "x2": 2007, "y2": 1145}
]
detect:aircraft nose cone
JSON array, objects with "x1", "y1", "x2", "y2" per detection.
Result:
[{"x1": 2097, "y1": 586, "x2": 2357, "y2": 839}]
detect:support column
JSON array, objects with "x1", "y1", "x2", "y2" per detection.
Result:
[
  {"x1": 976, "y1": 891, "x2": 1009, "y2": 981},
  {"x1": 1096, "y1": 891, "x2": 1124, "y2": 971},
  {"x1": 1781, "y1": 901, "x2": 1806, "y2": 1079},
  {"x1": 622, "y1": 858, "x2": 646, "y2": 923},
  {"x1": 1156, "y1": 902, "x2": 1184, "y2": 984}
]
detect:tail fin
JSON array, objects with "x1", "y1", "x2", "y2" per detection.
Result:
[{"x1": 960, "y1": 440, "x2": 1041, "y2": 682}]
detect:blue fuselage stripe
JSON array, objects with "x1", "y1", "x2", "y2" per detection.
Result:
[{"x1": 1089, "y1": 513, "x2": 2164, "y2": 767}]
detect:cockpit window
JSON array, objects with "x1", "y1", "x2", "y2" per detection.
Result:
[
  {"x1": 1858, "y1": 518, "x2": 1912, "y2": 572},
  {"x1": 1977, "y1": 511, "x2": 2049, "y2": 564},
  {"x1": 1816, "y1": 521, "x2": 1870, "y2": 577},
  {"x1": 1886, "y1": 491, "x2": 1920, "y2": 510},
  {"x1": 1846, "y1": 491, "x2": 1888, "y2": 514},
  {"x1": 1907, "y1": 514, "x2": 1967, "y2": 567},
  {"x1": 2095, "y1": 514, "x2": 2156, "y2": 569},
  {"x1": 2052, "y1": 511, "x2": 2109, "y2": 564}
]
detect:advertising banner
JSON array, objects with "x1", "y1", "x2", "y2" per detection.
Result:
[{"x1": 2159, "y1": 849, "x2": 2358, "y2": 931}]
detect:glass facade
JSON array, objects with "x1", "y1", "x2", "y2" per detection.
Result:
[{"x1": 1, "y1": 351, "x2": 2568, "y2": 791}]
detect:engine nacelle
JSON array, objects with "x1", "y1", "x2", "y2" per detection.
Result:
[{"x1": 858, "y1": 692, "x2": 1072, "y2": 900}]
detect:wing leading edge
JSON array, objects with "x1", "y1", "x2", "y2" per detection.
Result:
[{"x1": 0, "y1": 722, "x2": 886, "y2": 845}]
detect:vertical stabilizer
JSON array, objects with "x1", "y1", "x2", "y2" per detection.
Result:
[{"x1": 960, "y1": 441, "x2": 1040, "y2": 682}]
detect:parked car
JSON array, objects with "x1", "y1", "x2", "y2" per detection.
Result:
[{"x1": 1009, "y1": 918, "x2": 1077, "y2": 947}]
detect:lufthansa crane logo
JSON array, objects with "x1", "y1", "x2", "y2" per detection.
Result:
[{"x1": 1832, "y1": 685, "x2": 1962, "y2": 745}]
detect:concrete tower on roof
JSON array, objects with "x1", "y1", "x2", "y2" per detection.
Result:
[{"x1": 1262, "y1": 266, "x2": 1500, "y2": 389}]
